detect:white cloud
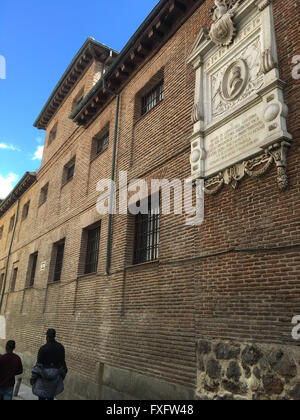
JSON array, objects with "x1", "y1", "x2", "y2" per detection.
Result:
[
  {"x1": 0, "y1": 143, "x2": 21, "y2": 152},
  {"x1": 32, "y1": 145, "x2": 44, "y2": 161},
  {"x1": 0, "y1": 173, "x2": 19, "y2": 199}
]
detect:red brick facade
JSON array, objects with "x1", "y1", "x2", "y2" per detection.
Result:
[{"x1": 0, "y1": 0, "x2": 299, "y2": 400}]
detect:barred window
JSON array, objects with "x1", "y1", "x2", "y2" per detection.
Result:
[
  {"x1": 8, "y1": 215, "x2": 15, "y2": 232},
  {"x1": 54, "y1": 240, "x2": 65, "y2": 282},
  {"x1": 0, "y1": 273, "x2": 5, "y2": 293},
  {"x1": 39, "y1": 183, "x2": 49, "y2": 206},
  {"x1": 85, "y1": 225, "x2": 101, "y2": 274},
  {"x1": 22, "y1": 201, "x2": 30, "y2": 220},
  {"x1": 48, "y1": 123, "x2": 57, "y2": 146},
  {"x1": 10, "y1": 267, "x2": 18, "y2": 292},
  {"x1": 133, "y1": 196, "x2": 160, "y2": 265},
  {"x1": 141, "y1": 80, "x2": 164, "y2": 116},
  {"x1": 96, "y1": 132, "x2": 109, "y2": 155},
  {"x1": 28, "y1": 252, "x2": 38, "y2": 287},
  {"x1": 63, "y1": 158, "x2": 76, "y2": 184}
]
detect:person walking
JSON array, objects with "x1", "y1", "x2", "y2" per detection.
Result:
[
  {"x1": 0, "y1": 340, "x2": 23, "y2": 400},
  {"x1": 31, "y1": 329, "x2": 68, "y2": 401}
]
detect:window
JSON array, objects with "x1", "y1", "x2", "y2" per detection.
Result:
[
  {"x1": 39, "y1": 183, "x2": 49, "y2": 206},
  {"x1": 141, "y1": 79, "x2": 164, "y2": 115},
  {"x1": 0, "y1": 273, "x2": 4, "y2": 292},
  {"x1": 0, "y1": 226, "x2": 3, "y2": 240},
  {"x1": 48, "y1": 123, "x2": 57, "y2": 146},
  {"x1": 8, "y1": 215, "x2": 15, "y2": 232},
  {"x1": 52, "y1": 240, "x2": 65, "y2": 282},
  {"x1": 27, "y1": 252, "x2": 38, "y2": 287},
  {"x1": 91, "y1": 130, "x2": 109, "y2": 160},
  {"x1": 133, "y1": 196, "x2": 160, "y2": 265},
  {"x1": 72, "y1": 88, "x2": 84, "y2": 111},
  {"x1": 10, "y1": 267, "x2": 18, "y2": 292},
  {"x1": 84, "y1": 224, "x2": 101, "y2": 274},
  {"x1": 22, "y1": 201, "x2": 30, "y2": 220},
  {"x1": 62, "y1": 157, "x2": 76, "y2": 186},
  {"x1": 96, "y1": 132, "x2": 109, "y2": 155}
]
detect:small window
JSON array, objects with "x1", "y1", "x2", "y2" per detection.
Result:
[
  {"x1": 8, "y1": 215, "x2": 15, "y2": 232},
  {"x1": 39, "y1": 183, "x2": 49, "y2": 206},
  {"x1": 0, "y1": 273, "x2": 4, "y2": 292},
  {"x1": 22, "y1": 201, "x2": 30, "y2": 220},
  {"x1": 0, "y1": 226, "x2": 3, "y2": 240},
  {"x1": 133, "y1": 196, "x2": 160, "y2": 265},
  {"x1": 53, "y1": 240, "x2": 65, "y2": 282},
  {"x1": 91, "y1": 130, "x2": 109, "y2": 161},
  {"x1": 10, "y1": 267, "x2": 18, "y2": 292},
  {"x1": 27, "y1": 252, "x2": 38, "y2": 288},
  {"x1": 97, "y1": 132, "x2": 109, "y2": 155},
  {"x1": 62, "y1": 157, "x2": 76, "y2": 186},
  {"x1": 84, "y1": 224, "x2": 101, "y2": 275},
  {"x1": 141, "y1": 79, "x2": 164, "y2": 116},
  {"x1": 72, "y1": 88, "x2": 84, "y2": 111},
  {"x1": 48, "y1": 123, "x2": 57, "y2": 146}
]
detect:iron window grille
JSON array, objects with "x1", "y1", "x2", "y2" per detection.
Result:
[
  {"x1": 39, "y1": 184, "x2": 49, "y2": 206},
  {"x1": 0, "y1": 273, "x2": 5, "y2": 292},
  {"x1": 141, "y1": 80, "x2": 164, "y2": 116},
  {"x1": 85, "y1": 225, "x2": 101, "y2": 274},
  {"x1": 66, "y1": 163, "x2": 75, "y2": 181},
  {"x1": 22, "y1": 202, "x2": 30, "y2": 220},
  {"x1": 96, "y1": 132, "x2": 109, "y2": 155},
  {"x1": 48, "y1": 124, "x2": 57, "y2": 146},
  {"x1": 10, "y1": 267, "x2": 18, "y2": 292},
  {"x1": 28, "y1": 252, "x2": 38, "y2": 287},
  {"x1": 133, "y1": 196, "x2": 160, "y2": 265},
  {"x1": 53, "y1": 241, "x2": 65, "y2": 282},
  {"x1": 8, "y1": 215, "x2": 15, "y2": 232}
]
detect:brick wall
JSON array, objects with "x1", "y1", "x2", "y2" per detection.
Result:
[{"x1": 0, "y1": 0, "x2": 299, "y2": 400}]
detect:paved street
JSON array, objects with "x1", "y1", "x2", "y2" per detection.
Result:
[{"x1": 13, "y1": 383, "x2": 38, "y2": 400}]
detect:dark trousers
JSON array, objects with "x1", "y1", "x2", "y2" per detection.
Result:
[{"x1": 0, "y1": 387, "x2": 14, "y2": 400}]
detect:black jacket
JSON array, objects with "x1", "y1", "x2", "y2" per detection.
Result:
[{"x1": 37, "y1": 339, "x2": 68, "y2": 373}]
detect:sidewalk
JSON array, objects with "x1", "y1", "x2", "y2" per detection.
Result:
[{"x1": 13, "y1": 383, "x2": 38, "y2": 400}]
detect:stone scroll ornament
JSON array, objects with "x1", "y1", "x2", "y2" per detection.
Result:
[
  {"x1": 204, "y1": 141, "x2": 291, "y2": 195},
  {"x1": 208, "y1": 0, "x2": 240, "y2": 46}
]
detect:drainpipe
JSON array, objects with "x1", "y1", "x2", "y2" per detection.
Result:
[
  {"x1": 102, "y1": 71, "x2": 120, "y2": 276},
  {"x1": 0, "y1": 198, "x2": 20, "y2": 311}
]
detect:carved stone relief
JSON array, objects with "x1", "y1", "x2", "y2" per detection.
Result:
[
  {"x1": 212, "y1": 38, "x2": 264, "y2": 118},
  {"x1": 209, "y1": 0, "x2": 240, "y2": 46},
  {"x1": 204, "y1": 140, "x2": 290, "y2": 195},
  {"x1": 187, "y1": 0, "x2": 292, "y2": 193}
]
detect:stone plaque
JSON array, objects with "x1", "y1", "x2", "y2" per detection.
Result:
[{"x1": 187, "y1": 0, "x2": 292, "y2": 187}]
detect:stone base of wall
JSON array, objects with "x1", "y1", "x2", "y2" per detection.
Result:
[
  {"x1": 196, "y1": 339, "x2": 300, "y2": 400},
  {"x1": 101, "y1": 365, "x2": 195, "y2": 400}
]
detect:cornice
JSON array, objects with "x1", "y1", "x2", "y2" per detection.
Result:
[
  {"x1": 33, "y1": 38, "x2": 118, "y2": 130},
  {"x1": 70, "y1": 0, "x2": 205, "y2": 126},
  {"x1": 0, "y1": 172, "x2": 37, "y2": 218}
]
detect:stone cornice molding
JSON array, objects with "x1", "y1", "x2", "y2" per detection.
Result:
[{"x1": 34, "y1": 38, "x2": 118, "y2": 130}]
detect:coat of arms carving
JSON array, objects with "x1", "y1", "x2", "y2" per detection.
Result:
[{"x1": 208, "y1": 0, "x2": 240, "y2": 46}]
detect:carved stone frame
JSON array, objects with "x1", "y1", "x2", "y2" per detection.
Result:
[{"x1": 187, "y1": 0, "x2": 292, "y2": 194}]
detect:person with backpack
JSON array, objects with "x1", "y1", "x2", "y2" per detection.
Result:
[{"x1": 31, "y1": 329, "x2": 68, "y2": 400}]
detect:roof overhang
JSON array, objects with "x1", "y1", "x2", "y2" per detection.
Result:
[
  {"x1": 34, "y1": 38, "x2": 118, "y2": 130},
  {"x1": 70, "y1": 0, "x2": 205, "y2": 126},
  {"x1": 0, "y1": 172, "x2": 37, "y2": 218}
]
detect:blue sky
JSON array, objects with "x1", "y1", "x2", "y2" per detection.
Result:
[{"x1": 0, "y1": 0, "x2": 159, "y2": 199}]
